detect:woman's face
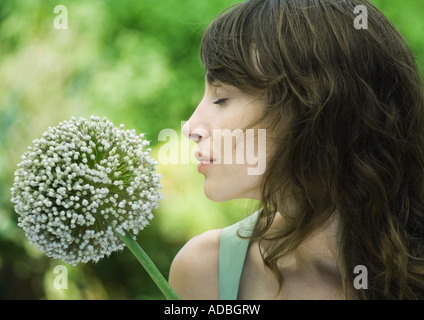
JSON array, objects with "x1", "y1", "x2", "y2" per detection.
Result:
[{"x1": 183, "y1": 81, "x2": 271, "y2": 202}]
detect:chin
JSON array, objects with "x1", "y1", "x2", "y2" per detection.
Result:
[
  {"x1": 203, "y1": 187, "x2": 233, "y2": 202},
  {"x1": 203, "y1": 180, "x2": 259, "y2": 202},
  {"x1": 203, "y1": 182, "x2": 236, "y2": 202}
]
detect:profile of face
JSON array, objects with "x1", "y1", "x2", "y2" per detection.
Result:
[{"x1": 183, "y1": 81, "x2": 270, "y2": 202}]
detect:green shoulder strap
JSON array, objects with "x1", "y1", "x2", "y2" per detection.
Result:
[{"x1": 219, "y1": 211, "x2": 260, "y2": 300}]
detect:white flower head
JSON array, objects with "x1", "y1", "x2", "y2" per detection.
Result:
[{"x1": 10, "y1": 116, "x2": 163, "y2": 266}]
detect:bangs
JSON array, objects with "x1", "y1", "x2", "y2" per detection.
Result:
[{"x1": 200, "y1": 2, "x2": 268, "y2": 91}]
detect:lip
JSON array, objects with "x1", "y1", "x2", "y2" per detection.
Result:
[
  {"x1": 198, "y1": 161, "x2": 214, "y2": 173},
  {"x1": 195, "y1": 152, "x2": 215, "y2": 173}
]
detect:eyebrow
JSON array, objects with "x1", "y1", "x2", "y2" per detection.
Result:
[
  {"x1": 211, "y1": 82, "x2": 222, "y2": 88},
  {"x1": 208, "y1": 78, "x2": 222, "y2": 87},
  {"x1": 206, "y1": 79, "x2": 223, "y2": 88}
]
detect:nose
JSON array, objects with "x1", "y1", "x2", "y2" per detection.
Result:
[
  {"x1": 182, "y1": 100, "x2": 210, "y2": 143},
  {"x1": 182, "y1": 121, "x2": 200, "y2": 142},
  {"x1": 182, "y1": 120, "x2": 210, "y2": 143}
]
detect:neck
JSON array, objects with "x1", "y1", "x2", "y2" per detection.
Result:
[{"x1": 263, "y1": 210, "x2": 344, "y2": 290}]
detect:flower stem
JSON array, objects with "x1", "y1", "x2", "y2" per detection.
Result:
[{"x1": 115, "y1": 229, "x2": 180, "y2": 300}]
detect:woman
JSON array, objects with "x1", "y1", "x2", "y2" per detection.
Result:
[{"x1": 169, "y1": 0, "x2": 424, "y2": 299}]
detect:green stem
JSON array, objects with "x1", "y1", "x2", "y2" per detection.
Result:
[{"x1": 115, "y1": 229, "x2": 180, "y2": 300}]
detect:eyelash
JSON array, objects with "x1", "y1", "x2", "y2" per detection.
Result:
[{"x1": 213, "y1": 98, "x2": 228, "y2": 105}]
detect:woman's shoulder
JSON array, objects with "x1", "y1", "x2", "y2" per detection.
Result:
[{"x1": 169, "y1": 229, "x2": 221, "y2": 300}]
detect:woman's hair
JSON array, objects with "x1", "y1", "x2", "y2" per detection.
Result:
[{"x1": 200, "y1": 0, "x2": 424, "y2": 299}]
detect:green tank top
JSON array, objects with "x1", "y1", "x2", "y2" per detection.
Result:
[{"x1": 218, "y1": 211, "x2": 260, "y2": 300}]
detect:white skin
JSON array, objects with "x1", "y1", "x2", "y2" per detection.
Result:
[
  {"x1": 181, "y1": 81, "x2": 268, "y2": 202},
  {"x1": 170, "y1": 81, "x2": 345, "y2": 300}
]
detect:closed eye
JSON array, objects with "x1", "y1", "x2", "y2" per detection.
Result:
[{"x1": 213, "y1": 98, "x2": 228, "y2": 105}]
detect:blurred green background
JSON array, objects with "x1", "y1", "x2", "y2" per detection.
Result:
[{"x1": 0, "y1": 0, "x2": 423, "y2": 300}]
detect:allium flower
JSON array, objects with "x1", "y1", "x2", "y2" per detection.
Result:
[{"x1": 10, "y1": 116, "x2": 163, "y2": 266}]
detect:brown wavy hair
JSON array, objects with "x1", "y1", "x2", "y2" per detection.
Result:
[{"x1": 200, "y1": 0, "x2": 424, "y2": 299}]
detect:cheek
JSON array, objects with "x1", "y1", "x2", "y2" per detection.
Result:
[{"x1": 211, "y1": 129, "x2": 253, "y2": 164}]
